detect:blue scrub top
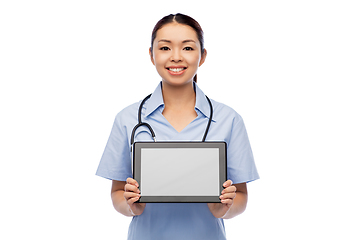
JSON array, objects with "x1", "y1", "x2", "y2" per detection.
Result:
[{"x1": 96, "y1": 82, "x2": 259, "y2": 240}]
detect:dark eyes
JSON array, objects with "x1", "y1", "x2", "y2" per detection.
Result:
[
  {"x1": 184, "y1": 47, "x2": 194, "y2": 51},
  {"x1": 159, "y1": 46, "x2": 194, "y2": 51}
]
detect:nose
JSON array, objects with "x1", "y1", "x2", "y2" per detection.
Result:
[{"x1": 170, "y1": 49, "x2": 182, "y2": 62}]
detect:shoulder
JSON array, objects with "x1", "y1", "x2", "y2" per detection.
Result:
[
  {"x1": 211, "y1": 99, "x2": 244, "y2": 126},
  {"x1": 113, "y1": 101, "x2": 140, "y2": 126}
]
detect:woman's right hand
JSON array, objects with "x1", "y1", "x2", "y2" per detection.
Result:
[{"x1": 124, "y1": 177, "x2": 146, "y2": 216}]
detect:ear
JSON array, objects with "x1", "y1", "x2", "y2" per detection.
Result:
[
  {"x1": 199, "y1": 48, "x2": 207, "y2": 67},
  {"x1": 149, "y1": 47, "x2": 155, "y2": 65}
]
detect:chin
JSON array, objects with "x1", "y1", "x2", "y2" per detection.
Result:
[{"x1": 162, "y1": 78, "x2": 194, "y2": 87}]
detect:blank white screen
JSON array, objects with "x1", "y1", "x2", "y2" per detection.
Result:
[{"x1": 141, "y1": 148, "x2": 219, "y2": 196}]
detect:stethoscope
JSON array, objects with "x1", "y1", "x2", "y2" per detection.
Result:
[{"x1": 130, "y1": 94, "x2": 213, "y2": 145}]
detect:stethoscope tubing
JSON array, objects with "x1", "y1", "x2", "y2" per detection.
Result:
[{"x1": 130, "y1": 94, "x2": 213, "y2": 145}]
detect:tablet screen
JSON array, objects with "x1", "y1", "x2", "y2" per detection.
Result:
[
  {"x1": 141, "y1": 148, "x2": 219, "y2": 196},
  {"x1": 133, "y1": 142, "x2": 227, "y2": 202}
]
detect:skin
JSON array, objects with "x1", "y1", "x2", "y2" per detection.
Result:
[
  {"x1": 111, "y1": 22, "x2": 248, "y2": 219},
  {"x1": 150, "y1": 23, "x2": 206, "y2": 132}
]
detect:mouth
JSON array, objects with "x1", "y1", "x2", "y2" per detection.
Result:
[{"x1": 166, "y1": 67, "x2": 187, "y2": 75}]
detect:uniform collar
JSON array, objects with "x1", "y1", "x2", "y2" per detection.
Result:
[
  {"x1": 194, "y1": 82, "x2": 216, "y2": 122},
  {"x1": 144, "y1": 81, "x2": 216, "y2": 122},
  {"x1": 144, "y1": 82, "x2": 164, "y2": 118}
]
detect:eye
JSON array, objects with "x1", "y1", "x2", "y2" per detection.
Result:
[
  {"x1": 160, "y1": 46, "x2": 170, "y2": 51},
  {"x1": 184, "y1": 47, "x2": 194, "y2": 51}
]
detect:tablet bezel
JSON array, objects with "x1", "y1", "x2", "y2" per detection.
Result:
[{"x1": 132, "y1": 141, "x2": 227, "y2": 203}]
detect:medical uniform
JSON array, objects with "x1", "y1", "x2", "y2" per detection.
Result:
[{"x1": 96, "y1": 82, "x2": 259, "y2": 240}]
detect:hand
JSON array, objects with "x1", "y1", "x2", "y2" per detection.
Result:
[
  {"x1": 219, "y1": 180, "x2": 237, "y2": 205},
  {"x1": 207, "y1": 180, "x2": 237, "y2": 218},
  {"x1": 124, "y1": 177, "x2": 146, "y2": 216}
]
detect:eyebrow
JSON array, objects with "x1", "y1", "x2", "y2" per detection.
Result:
[{"x1": 158, "y1": 39, "x2": 196, "y2": 44}]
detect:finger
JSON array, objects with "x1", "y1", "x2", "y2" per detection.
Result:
[
  {"x1": 127, "y1": 196, "x2": 141, "y2": 205},
  {"x1": 220, "y1": 198, "x2": 234, "y2": 204},
  {"x1": 223, "y1": 180, "x2": 233, "y2": 188},
  {"x1": 126, "y1": 177, "x2": 139, "y2": 187},
  {"x1": 124, "y1": 191, "x2": 141, "y2": 201},
  {"x1": 125, "y1": 183, "x2": 140, "y2": 193},
  {"x1": 220, "y1": 192, "x2": 237, "y2": 200},
  {"x1": 221, "y1": 186, "x2": 237, "y2": 194}
]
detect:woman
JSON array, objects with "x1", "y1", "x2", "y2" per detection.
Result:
[{"x1": 96, "y1": 13, "x2": 259, "y2": 240}]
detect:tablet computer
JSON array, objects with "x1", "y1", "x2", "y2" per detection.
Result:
[{"x1": 132, "y1": 142, "x2": 227, "y2": 203}]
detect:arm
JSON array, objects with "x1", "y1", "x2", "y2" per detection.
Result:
[
  {"x1": 207, "y1": 181, "x2": 248, "y2": 219},
  {"x1": 111, "y1": 178, "x2": 146, "y2": 217}
]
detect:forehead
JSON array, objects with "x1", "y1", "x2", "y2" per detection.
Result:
[{"x1": 155, "y1": 23, "x2": 199, "y2": 43}]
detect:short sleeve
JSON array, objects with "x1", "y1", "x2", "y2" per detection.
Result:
[
  {"x1": 227, "y1": 115, "x2": 259, "y2": 184},
  {"x1": 96, "y1": 112, "x2": 132, "y2": 181}
]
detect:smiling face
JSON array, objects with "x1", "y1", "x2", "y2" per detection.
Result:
[{"x1": 150, "y1": 22, "x2": 207, "y2": 87}]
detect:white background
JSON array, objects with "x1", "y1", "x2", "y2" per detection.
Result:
[{"x1": 1, "y1": 0, "x2": 359, "y2": 239}]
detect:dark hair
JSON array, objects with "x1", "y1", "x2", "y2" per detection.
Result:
[{"x1": 150, "y1": 13, "x2": 205, "y2": 82}]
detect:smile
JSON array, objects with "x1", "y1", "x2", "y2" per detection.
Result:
[
  {"x1": 166, "y1": 67, "x2": 187, "y2": 75},
  {"x1": 168, "y1": 67, "x2": 186, "y2": 72}
]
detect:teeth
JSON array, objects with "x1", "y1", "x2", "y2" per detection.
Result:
[{"x1": 169, "y1": 68, "x2": 185, "y2": 72}]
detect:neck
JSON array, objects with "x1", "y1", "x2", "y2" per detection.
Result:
[{"x1": 161, "y1": 81, "x2": 196, "y2": 109}]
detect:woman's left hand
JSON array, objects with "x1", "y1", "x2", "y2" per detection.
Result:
[{"x1": 207, "y1": 180, "x2": 237, "y2": 218}]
